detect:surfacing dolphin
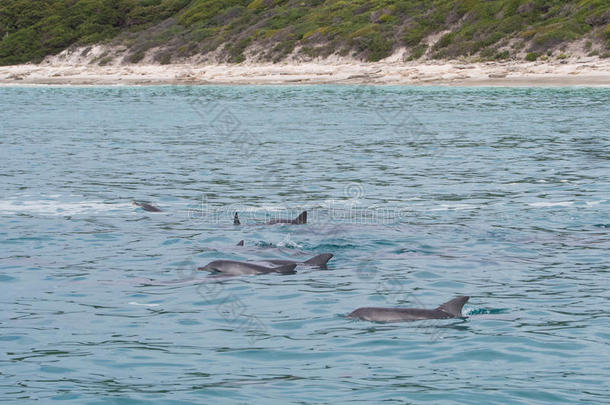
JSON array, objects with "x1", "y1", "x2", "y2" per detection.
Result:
[
  {"x1": 347, "y1": 296, "x2": 469, "y2": 322},
  {"x1": 266, "y1": 210, "x2": 307, "y2": 225},
  {"x1": 197, "y1": 260, "x2": 297, "y2": 276},
  {"x1": 233, "y1": 211, "x2": 307, "y2": 225},
  {"x1": 233, "y1": 240, "x2": 331, "y2": 267},
  {"x1": 132, "y1": 201, "x2": 162, "y2": 212},
  {"x1": 257, "y1": 253, "x2": 333, "y2": 268}
]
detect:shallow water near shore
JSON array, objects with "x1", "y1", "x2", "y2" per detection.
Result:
[{"x1": 1, "y1": 85, "x2": 609, "y2": 404}]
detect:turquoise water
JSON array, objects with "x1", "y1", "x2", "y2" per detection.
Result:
[{"x1": 1, "y1": 85, "x2": 609, "y2": 404}]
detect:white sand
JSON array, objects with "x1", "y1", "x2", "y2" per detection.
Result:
[{"x1": 1, "y1": 56, "x2": 609, "y2": 86}]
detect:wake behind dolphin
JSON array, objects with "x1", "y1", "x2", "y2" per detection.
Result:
[{"x1": 348, "y1": 296, "x2": 470, "y2": 322}]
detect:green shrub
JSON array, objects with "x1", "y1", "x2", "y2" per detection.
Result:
[
  {"x1": 525, "y1": 51, "x2": 539, "y2": 61},
  {"x1": 226, "y1": 36, "x2": 252, "y2": 63},
  {"x1": 127, "y1": 50, "x2": 146, "y2": 63},
  {"x1": 480, "y1": 47, "x2": 496, "y2": 59},
  {"x1": 156, "y1": 51, "x2": 172, "y2": 64},
  {"x1": 98, "y1": 56, "x2": 113, "y2": 66},
  {"x1": 533, "y1": 29, "x2": 579, "y2": 50},
  {"x1": 0, "y1": 0, "x2": 191, "y2": 65},
  {"x1": 435, "y1": 32, "x2": 455, "y2": 49},
  {"x1": 353, "y1": 31, "x2": 393, "y2": 61},
  {"x1": 1, "y1": 0, "x2": 609, "y2": 65},
  {"x1": 495, "y1": 50, "x2": 510, "y2": 59},
  {"x1": 407, "y1": 44, "x2": 428, "y2": 60},
  {"x1": 402, "y1": 24, "x2": 426, "y2": 46}
]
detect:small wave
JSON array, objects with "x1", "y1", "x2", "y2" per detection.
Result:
[
  {"x1": 586, "y1": 200, "x2": 607, "y2": 207},
  {"x1": 529, "y1": 201, "x2": 573, "y2": 207},
  {"x1": 128, "y1": 302, "x2": 160, "y2": 307},
  {"x1": 467, "y1": 308, "x2": 509, "y2": 315},
  {"x1": 429, "y1": 203, "x2": 479, "y2": 211}
]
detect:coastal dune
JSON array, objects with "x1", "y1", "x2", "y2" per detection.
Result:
[
  {"x1": 2, "y1": 58, "x2": 609, "y2": 86},
  {"x1": 2, "y1": 43, "x2": 609, "y2": 87}
]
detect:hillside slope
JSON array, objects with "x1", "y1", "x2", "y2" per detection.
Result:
[{"x1": 1, "y1": 0, "x2": 609, "y2": 66}]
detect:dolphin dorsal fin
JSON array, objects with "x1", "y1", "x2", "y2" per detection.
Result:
[
  {"x1": 234, "y1": 212, "x2": 240, "y2": 225},
  {"x1": 236, "y1": 240, "x2": 244, "y2": 246},
  {"x1": 436, "y1": 296, "x2": 469, "y2": 317},
  {"x1": 294, "y1": 210, "x2": 307, "y2": 224},
  {"x1": 304, "y1": 253, "x2": 333, "y2": 266}
]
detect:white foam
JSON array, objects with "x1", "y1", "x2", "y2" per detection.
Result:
[
  {"x1": 276, "y1": 234, "x2": 303, "y2": 249},
  {"x1": 430, "y1": 204, "x2": 479, "y2": 211},
  {"x1": 128, "y1": 302, "x2": 160, "y2": 307},
  {"x1": 529, "y1": 201, "x2": 574, "y2": 207},
  {"x1": 0, "y1": 199, "x2": 132, "y2": 215},
  {"x1": 586, "y1": 200, "x2": 606, "y2": 207}
]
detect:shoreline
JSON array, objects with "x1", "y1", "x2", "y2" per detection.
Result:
[{"x1": 1, "y1": 59, "x2": 609, "y2": 86}]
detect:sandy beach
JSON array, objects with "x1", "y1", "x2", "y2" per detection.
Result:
[{"x1": 1, "y1": 56, "x2": 609, "y2": 86}]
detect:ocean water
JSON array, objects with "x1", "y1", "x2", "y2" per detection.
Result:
[{"x1": 0, "y1": 85, "x2": 609, "y2": 404}]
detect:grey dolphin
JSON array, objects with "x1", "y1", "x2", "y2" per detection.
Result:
[
  {"x1": 348, "y1": 296, "x2": 469, "y2": 322},
  {"x1": 258, "y1": 253, "x2": 333, "y2": 267},
  {"x1": 233, "y1": 211, "x2": 307, "y2": 225},
  {"x1": 236, "y1": 240, "x2": 244, "y2": 246},
  {"x1": 197, "y1": 260, "x2": 297, "y2": 276},
  {"x1": 132, "y1": 201, "x2": 162, "y2": 212},
  {"x1": 266, "y1": 210, "x2": 307, "y2": 225}
]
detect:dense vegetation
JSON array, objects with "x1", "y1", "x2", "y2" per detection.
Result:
[{"x1": 1, "y1": 0, "x2": 609, "y2": 65}]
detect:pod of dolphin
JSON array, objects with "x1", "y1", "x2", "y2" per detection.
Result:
[{"x1": 133, "y1": 201, "x2": 471, "y2": 323}]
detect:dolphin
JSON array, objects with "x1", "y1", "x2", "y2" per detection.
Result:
[
  {"x1": 236, "y1": 240, "x2": 244, "y2": 246},
  {"x1": 347, "y1": 296, "x2": 470, "y2": 322},
  {"x1": 132, "y1": 201, "x2": 162, "y2": 212},
  {"x1": 266, "y1": 210, "x2": 307, "y2": 225},
  {"x1": 197, "y1": 260, "x2": 297, "y2": 276},
  {"x1": 257, "y1": 253, "x2": 333, "y2": 267},
  {"x1": 233, "y1": 211, "x2": 307, "y2": 225}
]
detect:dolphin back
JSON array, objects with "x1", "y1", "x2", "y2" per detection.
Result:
[
  {"x1": 348, "y1": 296, "x2": 470, "y2": 322},
  {"x1": 303, "y1": 253, "x2": 333, "y2": 266},
  {"x1": 133, "y1": 201, "x2": 162, "y2": 212},
  {"x1": 197, "y1": 260, "x2": 296, "y2": 276},
  {"x1": 273, "y1": 263, "x2": 297, "y2": 274},
  {"x1": 347, "y1": 307, "x2": 448, "y2": 322},
  {"x1": 436, "y1": 296, "x2": 469, "y2": 317}
]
